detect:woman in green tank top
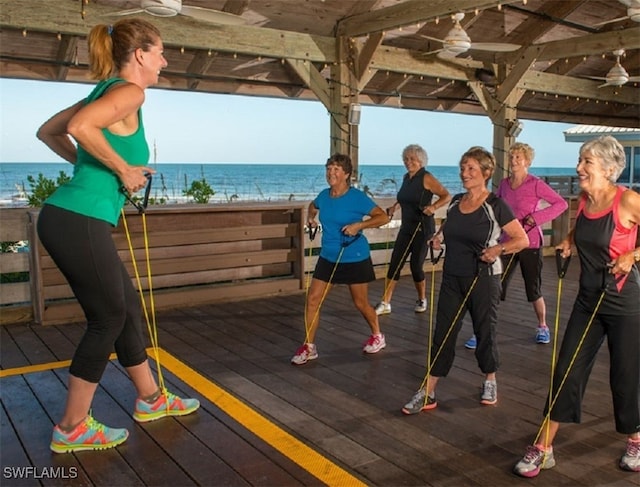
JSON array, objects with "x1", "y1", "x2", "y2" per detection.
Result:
[{"x1": 36, "y1": 18, "x2": 199, "y2": 455}]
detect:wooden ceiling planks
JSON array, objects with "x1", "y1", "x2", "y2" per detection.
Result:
[{"x1": 0, "y1": 0, "x2": 638, "y2": 127}]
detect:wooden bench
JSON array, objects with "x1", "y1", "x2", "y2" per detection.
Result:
[{"x1": 28, "y1": 203, "x2": 306, "y2": 325}]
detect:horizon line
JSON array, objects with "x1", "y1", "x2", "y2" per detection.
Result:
[{"x1": 1, "y1": 161, "x2": 578, "y2": 169}]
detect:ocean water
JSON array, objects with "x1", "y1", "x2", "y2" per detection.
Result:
[{"x1": 0, "y1": 162, "x2": 574, "y2": 206}]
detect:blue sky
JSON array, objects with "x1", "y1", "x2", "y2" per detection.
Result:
[{"x1": 0, "y1": 78, "x2": 581, "y2": 167}]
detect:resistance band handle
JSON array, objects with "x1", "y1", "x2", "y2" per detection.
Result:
[
  {"x1": 141, "y1": 174, "x2": 152, "y2": 211},
  {"x1": 120, "y1": 173, "x2": 152, "y2": 214},
  {"x1": 305, "y1": 224, "x2": 319, "y2": 241},
  {"x1": 555, "y1": 249, "x2": 571, "y2": 279},
  {"x1": 341, "y1": 232, "x2": 362, "y2": 248},
  {"x1": 602, "y1": 265, "x2": 626, "y2": 292},
  {"x1": 428, "y1": 240, "x2": 443, "y2": 264},
  {"x1": 520, "y1": 215, "x2": 536, "y2": 234}
]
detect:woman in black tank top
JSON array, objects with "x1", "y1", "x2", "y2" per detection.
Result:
[
  {"x1": 515, "y1": 135, "x2": 640, "y2": 477},
  {"x1": 374, "y1": 144, "x2": 451, "y2": 316}
]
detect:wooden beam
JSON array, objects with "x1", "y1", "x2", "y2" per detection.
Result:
[
  {"x1": 503, "y1": 27, "x2": 640, "y2": 62},
  {"x1": 54, "y1": 34, "x2": 78, "y2": 81},
  {"x1": 0, "y1": 0, "x2": 336, "y2": 63},
  {"x1": 370, "y1": 46, "x2": 639, "y2": 105},
  {"x1": 336, "y1": 0, "x2": 522, "y2": 38},
  {"x1": 356, "y1": 32, "x2": 384, "y2": 86},
  {"x1": 495, "y1": 45, "x2": 544, "y2": 104},
  {"x1": 285, "y1": 59, "x2": 331, "y2": 108},
  {"x1": 186, "y1": 50, "x2": 218, "y2": 90}
]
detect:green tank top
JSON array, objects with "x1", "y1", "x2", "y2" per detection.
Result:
[{"x1": 45, "y1": 78, "x2": 149, "y2": 225}]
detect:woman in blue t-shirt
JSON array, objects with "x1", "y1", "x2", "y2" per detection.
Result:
[{"x1": 291, "y1": 154, "x2": 389, "y2": 365}]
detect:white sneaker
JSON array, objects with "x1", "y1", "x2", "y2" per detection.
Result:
[
  {"x1": 363, "y1": 334, "x2": 386, "y2": 354},
  {"x1": 414, "y1": 299, "x2": 427, "y2": 313},
  {"x1": 375, "y1": 302, "x2": 391, "y2": 315},
  {"x1": 291, "y1": 343, "x2": 318, "y2": 365}
]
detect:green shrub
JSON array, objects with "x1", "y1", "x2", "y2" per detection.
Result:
[
  {"x1": 25, "y1": 171, "x2": 71, "y2": 207},
  {"x1": 183, "y1": 178, "x2": 215, "y2": 204}
]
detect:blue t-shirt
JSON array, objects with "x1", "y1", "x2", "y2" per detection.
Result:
[{"x1": 314, "y1": 187, "x2": 376, "y2": 263}]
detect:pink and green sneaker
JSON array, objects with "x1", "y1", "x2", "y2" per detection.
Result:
[
  {"x1": 133, "y1": 389, "x2": 200, "y2": 423},
  {"x1": 50, "y1": 414, "x2": 129, "y2": 453}
]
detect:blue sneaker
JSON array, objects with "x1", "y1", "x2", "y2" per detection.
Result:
[
  {"x1": 464, "y1": 335, "x2": 477, "y2": 349},
  {"x1": 50, "y1": 414, "x2": 129, "y2": 453},
  {"x1": 536, "y1": 326, "x2": 550, "y2": 344},
  {"x1": 133, "y1": 389, "x2": 200, "y2": 423}
]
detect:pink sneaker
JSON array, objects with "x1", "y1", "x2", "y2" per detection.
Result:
[
  {"x1": 291, "y1": 343, "x2": 318, "y2": 365},
  {"x1": 363, "y1": 334, "x2": 386, "y2": 353}
]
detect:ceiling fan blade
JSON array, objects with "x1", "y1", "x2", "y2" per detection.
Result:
[
  {"x1": 233, "y1": 58, "x2": 278, "y2": 71},
  {"x1": 628, "y1": 76, "x2": 640, "y2": 82},
  {"x1": 418, "y1": 34, "x2": 445, "y2": 44},
  {"x1": 108, "y1": 8, "x2": 145, "y2": 17},
  {"x1": 180, "y1": 5, "x2": 246, "y2": 25},
  {"x1": 598, "y1": 82, "x2": 613, "y2": 88},
  {"x1": 470, "y1": 42, "x2": 521, "y2": 52},
  {"x1": 418, "y1": 47, "x2": 445, "y2": 57},
  {"x1": 592, "y1": 15, "x2": 630, "y2": 27},
  {"x1": 437, "y1": 50, "x2": 458, "y2": 60}
]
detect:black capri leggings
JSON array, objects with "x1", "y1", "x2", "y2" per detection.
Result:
[
  {"x1": 37, "y1": 204, "x2": 148, "y2": 383},
  {"x1": 386, "y1": 227, "x2": 429, "y2": 283},
  {"x1": 545, "y1": 303, "x2": 640, "y2": 434}
]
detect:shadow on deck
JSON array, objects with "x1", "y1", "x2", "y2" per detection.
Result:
[{"x1": 1, "y1": 257, "x2": 635, "y2": 486}]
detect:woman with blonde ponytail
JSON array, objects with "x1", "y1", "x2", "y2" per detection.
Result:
[{"x1": 36, "y1": 18, "x2": 200, "y2": 454}]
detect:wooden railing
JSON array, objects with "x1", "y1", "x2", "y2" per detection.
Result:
[{"x1": 0, "y1": 196, "x2": 575, "y2": 326}]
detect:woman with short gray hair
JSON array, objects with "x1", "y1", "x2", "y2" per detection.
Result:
[{"x1": 514, "y1": 135, "x2": 640, "y2": 477}]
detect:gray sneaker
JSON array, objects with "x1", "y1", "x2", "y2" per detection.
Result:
[
  {"x1": 480, "y1": 380, "x2": 497, "y2": 405},
  {"x1": 414, "y1": 299, "x2": 427, "y2": 313},
  {"x1": 375, "y1": 302, "x2": 391, "y2": 315},
  {"x1": 401, "y1": 388, "x2": 437, "y2": 415},
  {"x1": 620, "y1": 439, "x2": 640, "y2": 472},
  {"x1": 514, "y1": 445, "x2": 556, "y2": 477}
]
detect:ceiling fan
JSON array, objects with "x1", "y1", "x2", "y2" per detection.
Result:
[
  {"x1": 420, "y1": 12, "x2": 520, "y2": 60},
  {"x1": 593, "y1": 0, "x2": 640, "y2": 27},
  {"x1": 591, "y1": 50, "x2": 640, "y2": 88},
  {"x1": 110, "y1": 0, "x2": 246, "y2": 25}
]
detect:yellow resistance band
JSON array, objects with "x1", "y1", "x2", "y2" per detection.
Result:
[
  {"x1": 121, "y1": 209, "x2": 165, "y2": 392},
  {"x1": 380, "y1": 222, "x2": 422, "y2": 302},
  {"x1": 303, "y1": 245, "x2": 345, "y2": 345}
]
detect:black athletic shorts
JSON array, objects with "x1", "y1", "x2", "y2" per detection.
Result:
[{"x1": 313, "y1": 256, "x2": 376, "y2": 284}]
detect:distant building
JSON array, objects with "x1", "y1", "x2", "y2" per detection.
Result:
[{"x1": 564, "y1": 125, "x2": 640, "y2": 192}]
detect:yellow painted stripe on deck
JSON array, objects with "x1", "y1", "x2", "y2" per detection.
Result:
[
  {"x1": 0, "y1": 350, "x2": 366, "y2": 487},
  {"x1": 0, "y1": 354, "x2": 117, "y2": 378},
  {"x1": 155, "y1": 348, "x2": 366, "y2": 487}
]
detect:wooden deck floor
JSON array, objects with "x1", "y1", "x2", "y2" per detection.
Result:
[{"x1": 1, "y1": 257, "x2": 637, "y2": 486}]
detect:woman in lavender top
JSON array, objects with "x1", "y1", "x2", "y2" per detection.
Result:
[
  {"x1": 464, "y1": 143, "x2": 567, "y2": 348},
  {"x1": 496, "y1": 143, "x2": 568, "y2": 343}
]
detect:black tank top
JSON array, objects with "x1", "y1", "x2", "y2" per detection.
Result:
[
  {"x1": 397, "y1": 167, "x2": 435, "y2": 236},
  {"x1": 574, "y1": 186, "x2": 640, "y2": 315}
]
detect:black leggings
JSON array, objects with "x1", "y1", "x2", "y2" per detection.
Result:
[
  {"x1": 430, "y1": 272, "x2": 501, "y2": 377},
  {"x1": 500, "y1": 248, "x2": 543, "y2": 302},
  {"x1": 386, "y1": 227, "x2": 429, "y2": 283},
  {"x1": 37, "y1": 205, "x2": 147, "y2": 383},
  {"x1": 545, "y1": 303, "x2": 640, "y2": 434}
]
